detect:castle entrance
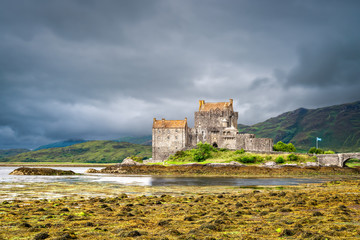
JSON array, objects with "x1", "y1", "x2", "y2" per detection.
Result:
[{"x1": 212, "y1": 142, "x2": 218, "y2": 148}]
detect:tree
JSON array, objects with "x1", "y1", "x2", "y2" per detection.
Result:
[
  {"x1": 308, "y1": 147, "x2": 324, "y2": 154},
  {"x1": 191, "y1": 142, "x2": 215, "y2": 162}
]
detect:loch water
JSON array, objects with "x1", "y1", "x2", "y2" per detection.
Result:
[{"x1": 0, "y1": 166, "x2": 330, "y2": 186}]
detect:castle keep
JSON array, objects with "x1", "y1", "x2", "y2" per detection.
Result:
[{"x1": 152, "y1": 99, "x2": 273, "y2": 161}]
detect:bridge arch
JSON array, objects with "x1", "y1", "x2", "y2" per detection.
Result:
[
  {"x1": 342, "y1": 156, "x2": 360, "y2": 167},
  {"x1": 317, "y1": 153, "x2": 360, "y2": 167}
]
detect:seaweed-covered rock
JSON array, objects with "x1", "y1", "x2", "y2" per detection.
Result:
[
  {"x1": 33, "y1": 232, "x2": 50, "y2": 240},
  {"x1": 9, "y1": 167, "x2": 76, "y2": 176}
]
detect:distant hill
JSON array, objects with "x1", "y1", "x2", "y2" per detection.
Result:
[
  {"x1": 238, "y1": 101, "x2": 360, "y2": 153},
  {"x1": 2, "y1": 141, "x2": 151, "y2": 163},
  {"x1": 35, "y1": 139, "x2": 88, "y2": 150},
  {"x1": 114, "y1": 135, "x2": 152, "y2": 145},
  {"x1": 0, "y1": 149, "x2": 30, "y2": 158}
]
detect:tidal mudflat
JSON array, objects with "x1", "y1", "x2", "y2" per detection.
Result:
[{"x1": 0, "y1": 179, "x2": 360, "y2": 239}]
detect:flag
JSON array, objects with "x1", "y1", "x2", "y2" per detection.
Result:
[{"x1": 316, "y1": 137, "x2": 322, "y2": 141}]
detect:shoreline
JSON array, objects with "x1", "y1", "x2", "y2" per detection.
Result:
[
  {"x1": 0, "y1": 163, "x2": 112, "y2": 167},
  {"x1": 1, "y1": 179, "x2": 359, "y2": 239}
]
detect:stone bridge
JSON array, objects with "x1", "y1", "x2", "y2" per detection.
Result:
[{"x1": 317, "y1": 153, "x2": 360, "y2": 167}]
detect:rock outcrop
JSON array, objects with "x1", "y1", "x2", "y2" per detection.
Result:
[
  {"x1": 120, "y1": 157, "x2": 143, "y2": 165},
  {"x1": 9, "y1": 167, "x2": 76, "y2": 175}
]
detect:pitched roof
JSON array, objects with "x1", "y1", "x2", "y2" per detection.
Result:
[
  {"x1": 153, "y1": 118, "x2": 187, "y2": 128},
  {"x1": 199, "y1": 99, "x2": 233, "y2": 112}
]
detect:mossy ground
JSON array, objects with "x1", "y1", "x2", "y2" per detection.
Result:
[{"x1": 1, "y1": 180, "x2": 360, "y2": 239}]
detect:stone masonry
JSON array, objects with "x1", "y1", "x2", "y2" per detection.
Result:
[{"x1": 152, "y1": 99, "x2": 273, "y2": 161}]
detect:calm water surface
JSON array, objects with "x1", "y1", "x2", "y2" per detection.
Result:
[{"x1": 0, "y1": 166, "x2": 329, "y2": 186}]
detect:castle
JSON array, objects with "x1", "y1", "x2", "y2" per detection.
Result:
[{"x1": 152, "y1": 99, "x2": 273, "y2": 161}]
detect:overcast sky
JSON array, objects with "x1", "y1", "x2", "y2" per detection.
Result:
[{"x1": 1, "y1": 0, "x2": 360, "y2": 149}]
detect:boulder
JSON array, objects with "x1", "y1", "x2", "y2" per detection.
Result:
[
  {"x1": 280, "y1": 164, "x2": 300, "y2": 168},
  {"x1": 305, "y1": 162, "x2": 320, "y2": 167},
  {"x1": 206, "y1": 162, "x2": 245, "y2": 167},
  {"x1": 121, "y1": 158, "x2": 143, "y2": 165},
  {"x1": 263, "y1": 161, "x2": 277, "y2": 167},
  {"x1": 85, "y1": 168, "x2": 100, "y2": 173}
]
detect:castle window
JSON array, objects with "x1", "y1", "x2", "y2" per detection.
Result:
[
  {"x1": 167, "y1": 136, "x2": 170, "y2": 139},
  {"x1": 175, "y1": 136, "x2": 178, "y2": 139}
]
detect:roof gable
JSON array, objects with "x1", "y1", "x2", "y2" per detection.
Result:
[
  {"x1": 153, "y1": 118, "x2": 187, "y2": 128},
  {"x1": 199, "y1": 99, "x2": 233, "y2": 112}
]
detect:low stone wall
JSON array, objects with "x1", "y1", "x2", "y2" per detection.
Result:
[{"x1": 143, "y1": 159, "x2": 164, "y2": 164}]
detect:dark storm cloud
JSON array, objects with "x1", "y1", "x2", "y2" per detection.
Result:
[
  {"x1": 287, "y1": 41, "x2": 360, "y2": 87},
  {"x1": 1, "y1": 0, "x2": 360, "y2": 149}
]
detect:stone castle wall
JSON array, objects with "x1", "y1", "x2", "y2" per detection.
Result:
[
  {"x1": 152, "y1": 100, "x2": 273, "y2": 161},
  {"x1": 152, "y1": 127, "x2": 187, "y2": 161}
]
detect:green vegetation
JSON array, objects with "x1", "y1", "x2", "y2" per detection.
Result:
[
  {"x1": 345, "y1": 158, "x2": 360, "y2": 167},
  {"x1": 1, "y1": 141, "x2": 151, "y2": 163},
  {"x1": 273, "y1": 141, "x2": 296, "y2": 152},
  {"x1": 168, "y1": 142, "x2": 314, "y2": 165},
  {"x1": 286, "y1": 153, "x2": 298, "y2": 161},
  {"x1": 275, "y1": 156, "x2": 285, "y2": 164},
  {"x1": 34, "y1": 139, "x2": 87, "y2": 150},
  {"x1": 324, "y1": 150, "x2": 335, "y2": 154},
  {"x1": 308, "y1": 147, "x2": 335, "y2": 154},
  {"x1": 309, "y1": 147, "x2": 324, "y2": 154},
  {"x1": 238, "y1": 100, "x2": 360, "y2": 152},
  {"x1": 0, "y1": 149, "x2": 30, "y2": 158},
  {"x1": 114, "y1": 135, "x2": 152, "y2": 145},
  {"x1": 192, "y1": 142, "x2": 215, "y2": 162}
]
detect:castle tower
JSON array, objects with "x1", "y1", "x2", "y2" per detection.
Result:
[{"x1": 152, "y1": 118, "x2": 188, "y2": 161}]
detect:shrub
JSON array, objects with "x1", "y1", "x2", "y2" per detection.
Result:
[
  {"x1": 191, "y1": 142, "x2": 215, "y2": 162},
  {"x1": 273, "y1": 141, "x2": 296, "y2": 152},
  {"x1": 130, "y1": 155, "x2": 143, "y2": 163},
  {"x1": 324, "y1": 150, "x2": 335, "y2": 154},
  {"x1": 235, "y1": 149, "x2": 245, "y2": 154},
  {"x1": 287, "y1": 153, "x2": 299, "y2": 161},
  {"x1": 238, "y1": 156, "x2": 256, "y2": 164},
  {"x1": 275, "y1": 156, "x2": 285, "y2": 164},
  {"x1": 308, "y1": 147, "x2": 324, "y2": 154}
]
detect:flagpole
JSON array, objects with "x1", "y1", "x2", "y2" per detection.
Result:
[{"x1": 316, "y1": 138, "x2": 318, "y2": 149}]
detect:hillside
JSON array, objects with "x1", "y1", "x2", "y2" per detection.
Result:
[
  {"x1": 1, "y1": 141, "x2": 152, "y2": 163},
  {"x1": 114, "y1": 135, "x2": 152, "y2": 145},
  {"x1": 0, "y1": 149, "x2": 30, "y2": 158},
  {"x1": 238, "y1": 101, "x2": 360, "y2": 152},
  {"x1": 34, "y1": 139, "x2": 88, "y2": 150}
]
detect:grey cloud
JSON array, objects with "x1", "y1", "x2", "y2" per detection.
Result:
[
  {"x1": 1, "y1": 0, "x2": 360, "y2": 149},
  {"x1": 286, "y1": 41, "x2": 360, "y2": 88}
]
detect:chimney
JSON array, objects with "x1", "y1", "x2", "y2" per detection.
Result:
[
  {"x1": 199, "y1": 100, "x2": 205, "y2": 111},
  {"x1": 229, "y1": 99, "x2": 233, "y2": 105}
]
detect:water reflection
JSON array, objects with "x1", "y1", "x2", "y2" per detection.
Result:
[{"x1": 0, "y1": 167, "x2": 330, "y2": 186}]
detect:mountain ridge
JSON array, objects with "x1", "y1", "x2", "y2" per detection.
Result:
[{"x1": 238, "y1": 100, "x2": 360, "y2": 152}]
